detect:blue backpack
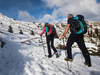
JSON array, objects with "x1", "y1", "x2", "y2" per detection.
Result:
[
  {"x1": 45, "y1": 25, "x2": 56, "y2": 34},
  {"x1": 70, "y1": 15, "x2": 87, "y2": 34},
  {"x1": 76, "y1": 15, "x2": 87, "y2": 34}
]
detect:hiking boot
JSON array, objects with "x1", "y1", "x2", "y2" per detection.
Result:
[
  {"x1": 48, "y1": 55, "x2": 52, "y2": 58},
  {"x1": 1, "y1": 41, "x2": 6, "y2": 48},
  {"x1": 84, "y1": 62, "x2": 92, "y2": 67},
  {"x1": 55, "y1": 52, "x2": 59, "y2": 58},
  {"x1": 64, "y1": 58, "x2": 72, "y2": 62}
]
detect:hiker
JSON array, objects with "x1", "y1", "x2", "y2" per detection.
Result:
[
  {"x1": 60, "y1": 14, "x2": 91, "y2": 67},
  {"x1": 0, "y1": 37, "x2": 6, "y2": 48},
  {"x1": 40, "y1": 23, "x2": 59, "y2": 58}
]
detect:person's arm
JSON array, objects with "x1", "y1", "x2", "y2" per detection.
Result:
[
  {"x1": 63, "y1": 24, "x2": 70, "y2": 36},
  {"x1": 40, "y1": 27, "x2": 45, "y2": 36},
  {"x1": 60, "y1": 24, "x2": 70, "y2": 38}
]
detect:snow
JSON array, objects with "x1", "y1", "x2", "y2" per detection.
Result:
[{"x1": 0, "y1": 13, "x2": 100, "y2": 75}]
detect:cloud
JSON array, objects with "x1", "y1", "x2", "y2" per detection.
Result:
[
  {"x1": 39, "y1": 14, "x2": 53, "y2": 22},
  {"x1": 41, "y1": 0, "x2": 100, "y2": 22},
  {"x1": 18, "y1": 10, "x2": 35, "y2": 22},
  {"x1": 42, "y1": 0, "x2": 68, "y2": 8},
  {"x1": 39, "y1": 14, "x2": 60, "y2": 23}
]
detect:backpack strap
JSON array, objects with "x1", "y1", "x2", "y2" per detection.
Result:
[
  {"x1": 76, "y1": 21, "x2": 84, "y2": 34},
  {"x1": 45, "y1": 26, "x2": 49, "y2": 33}
]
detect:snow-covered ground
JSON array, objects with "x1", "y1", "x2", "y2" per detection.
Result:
[
  {"x1": 0, "y1": 13, "x2": 100, "y2": 75},
  {"x1": 1, "y1": 31, "x2": 100, "y2": 75}
]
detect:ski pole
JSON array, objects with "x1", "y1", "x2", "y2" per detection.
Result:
[
  {"x1": 80, "y1": 50, "x2": 84, "y2": 63},
  {"x1": 63, "y1": 38, "x2": 71, "y2": 71},
  {"x1": 63, "y1": 38, "x2": 65, "y2": 46},
  {"x1": 63, "y1": 38, "x2": 66, "y2": 49},
  {"x1": 40, "y1": 36, "x2": 46, "y2": 56}
]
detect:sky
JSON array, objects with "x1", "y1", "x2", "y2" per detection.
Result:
[{"x1": 0, "y1": 0, "x2": 100, "y2": 23}]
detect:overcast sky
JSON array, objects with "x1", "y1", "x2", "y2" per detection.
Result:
[{"x1": 0, "y1": 0, "x2": 100, "y2": 23}]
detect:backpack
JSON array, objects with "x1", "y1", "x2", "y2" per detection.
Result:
[
  {"x1": 70, "y1": 15, "x2": 87, "y2": 34},
  {"x1": 46, "y1": 25, "x2": 58, "y2": 38},
  {"x1": 51, "y1": 25, "x2": 58, "y2": 38},
  {"x1": 51, "y1": 25, "x2": 56, "y2": 33},
  {"x1": 70, "y1": 18, "x2": 81, "y2": 34},
  {"x1": 77, "y1": 15, "x2": 87, "y2": 34}
]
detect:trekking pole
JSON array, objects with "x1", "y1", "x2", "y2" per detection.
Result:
[
  {"x1": 63, "y1": 38, "x2": 65, "y2": 47},
  {"x1": 80, "y1": 50, "x2": 84, "y2": 63},
  {"x1": 63, "y1": 38, "x2": 70, "y2": 71},
  {"x1": 40, "y1": 36, "x2": 46, "y2": 56}
]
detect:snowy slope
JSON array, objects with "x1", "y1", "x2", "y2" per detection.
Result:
[
  {"x1": 0, "y1": 13, "x2": 100, "y2": 75},
  {"x1": 1, "y1": 31, "x2": 100, "y2": 75}
]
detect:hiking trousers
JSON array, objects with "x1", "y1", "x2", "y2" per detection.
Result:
[
  {"x1": 65, "y1": 34, "x2": 91, "y2": 65},
  {"x1": 46, "y1": 34, "x2": 57, "y2": 55}
]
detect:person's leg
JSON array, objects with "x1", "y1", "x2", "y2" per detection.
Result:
[
  {"x1": 51, "y1": 35, "x2": 57, "y2": 53},
  {"x1": 76, "y1": 35, "x2": 91, "y2": 66},
  {"x1": 46, "y1": 36, "x2": 52, "y2": 56},
  {"x1": 50, "y1": 34, "x2": 59, "y2": 58},
  {"x1": 65, "y1": 34, "x2": 74, "y2": 59}
]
